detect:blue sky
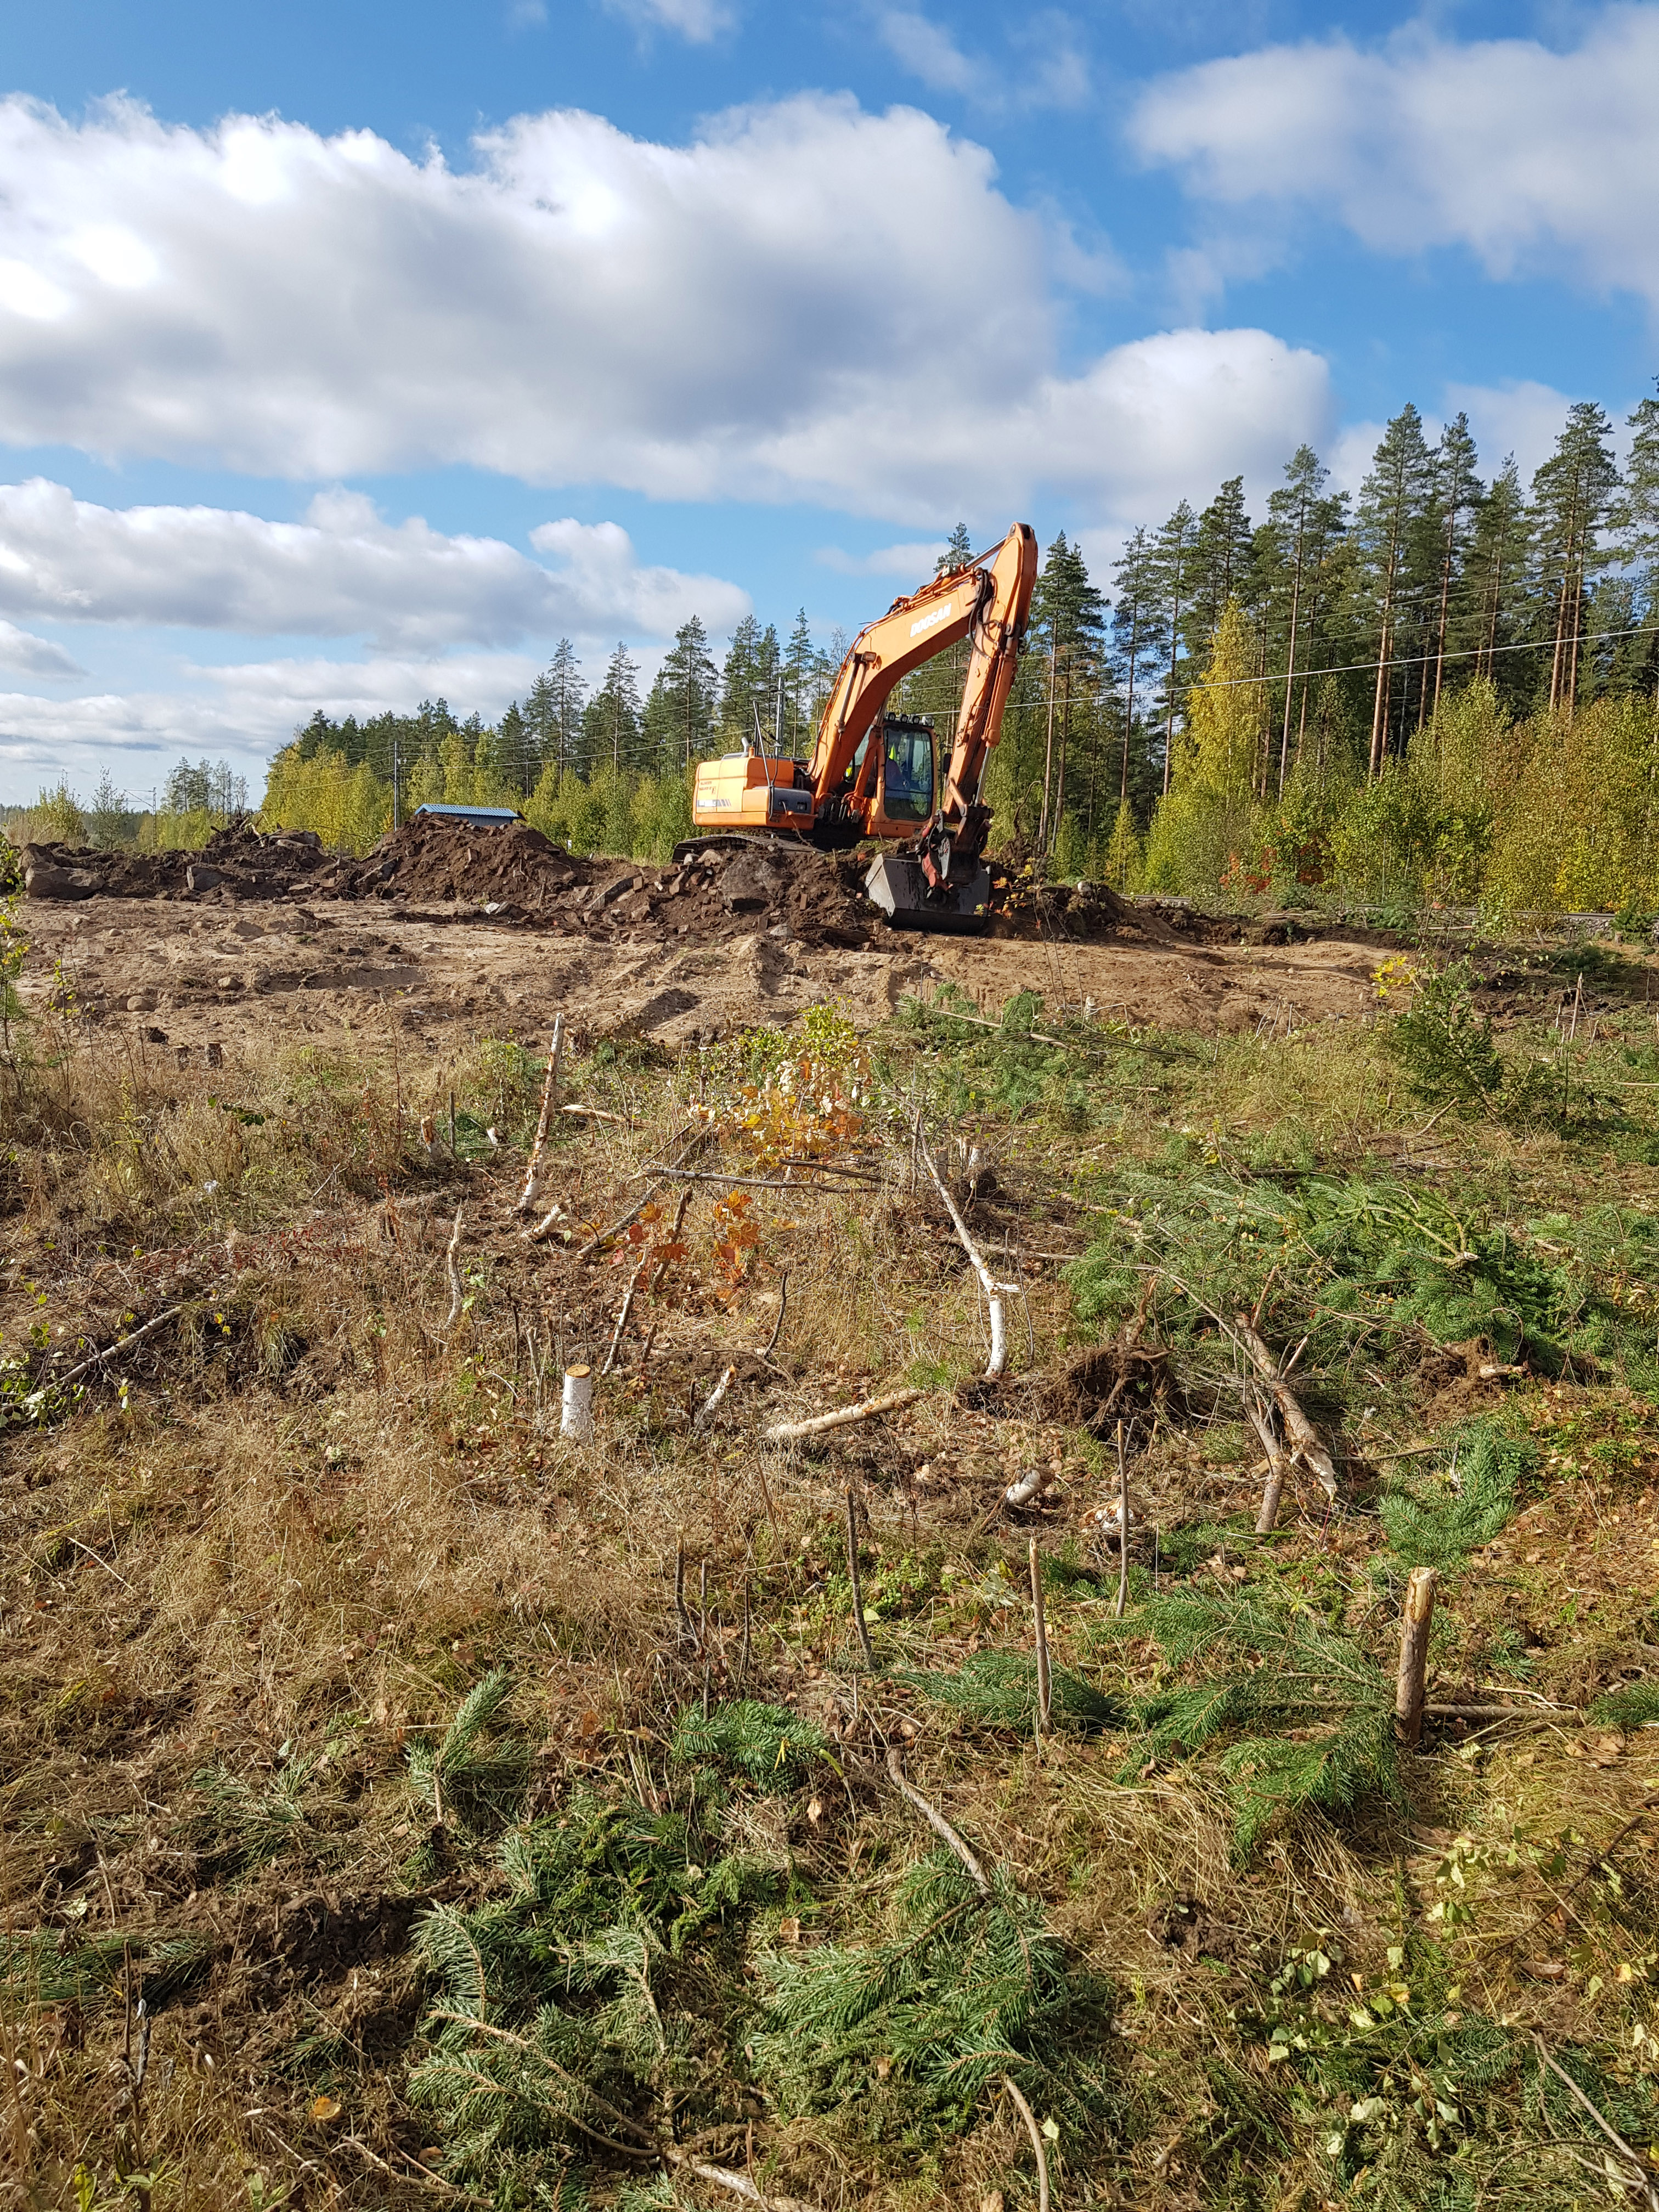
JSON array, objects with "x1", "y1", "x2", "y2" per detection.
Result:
[{"x1": 0, "y1": 0, "x2": 1652, "y2": 802}]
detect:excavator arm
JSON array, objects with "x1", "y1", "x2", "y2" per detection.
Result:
[
  {"x1": 806, "y1": 523, "x2": 1037, "y2": 836},
  {"x1": 689, "y1": 521, "x2": 1036, "y2": 930}
]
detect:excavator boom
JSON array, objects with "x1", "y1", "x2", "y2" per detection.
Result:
[{"x1": 690, "y1": 523, "x2": 1037, "y2": 930}]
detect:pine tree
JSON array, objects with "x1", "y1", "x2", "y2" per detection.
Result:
[
  {"x1": 1150, "y1": 501, "x2": 1199, "y2": 793},
  {"x1": 1029, "y1": 533, "x2": 1109, "y2": 854},
  {"x1": 1531, "y1": 401, "x2": 1620, "y2": 718},
  {"x1": 495, "y1": 702, "x2": 532, "y2": 796},
  {"x1": 1187, "y1": 476, "x2": 1254, "y2": 654},
  {"x1": 1464, "y1": 456, "x2": 1528, "y2": 698},
  {"x1": 1426, "y1": 412, "x2": 1482, "y2": 723},
  {"x1": 1111, "y1": 526, "x2": 1161, "y2": 812},
  {"x1": 584, "y1": 645, "x2": 642, "y2": 776},
  {"x1": 783, "y1": 608, "x2": 817, "y2": 754},
  {"x1": 934, "y1": 521, "x2": 973, "y2": 575},
  {"x1": 87, "y1": 767, "x2": 128, "y2": 851},
  {"x1": 644, "y1": 615, "x2": 719, "y2": 771},
  {"x1": 720, "y1": 614, "x2": 764, "y2": 747},
  {"x1": 1356, "y1": 404, "x2": 1434, "y2": 775},
  {"x1": 1264, "y1": 445, "x2": 1347, "y2": 796}
]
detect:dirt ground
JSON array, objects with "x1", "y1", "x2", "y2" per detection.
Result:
[{"x1": 21, "y1": 891, "x2": 1387, "y2": 1058}]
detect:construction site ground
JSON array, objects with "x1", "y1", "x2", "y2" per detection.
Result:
[
  {"x1": 5, "y1": 824, "x2": 1658, "y2": 2212},
  {"x1": 19, "y1": 882, "x2": 1389, "y2": 1058}
]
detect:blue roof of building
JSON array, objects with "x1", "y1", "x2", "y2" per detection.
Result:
[{"x1": 412, "y1": 803, "x2": 522, "y2": 825}]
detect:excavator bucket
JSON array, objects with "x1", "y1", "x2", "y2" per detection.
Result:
[{"x1": 864, "y1": 855, "x2": 993, "y2": 934}]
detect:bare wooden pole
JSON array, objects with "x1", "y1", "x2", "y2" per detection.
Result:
[
  {"x1": 1395, "y1": 1566, "x2": 1437, "y2": 1748},
  {"x1": 1029, "y1": 1537, "x2": 1052, "y2": 1732},
  {"x1": 1002, "y1": 2074, "x2": 1051, "y2": 2212},
  {"x1": 1114, "y1": 1418, "x2": 1131, "y2": 1620},
  {"x1": 846, "y1": 1486, "x2": 874, "y2": 1668},
  {"x1": 674, "y1": 1538, "x2": 695, "y2": 1652},
  {"x1": 515, "y1": 1012, "x2": 565, "y2": 1215},
  {"x1": 918, "y1": 1131, "x2": 1014, "y2": 1377}
]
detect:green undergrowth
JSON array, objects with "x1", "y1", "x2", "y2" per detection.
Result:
[
  {"x1": 1380, "y1": 1426, "x2": 1534, "y2": 1568},
  {"x1": 1246, "y1": 1938, "x2": 1659, "y2": 2208},
  {"x1": 1068, "y1": 1163, "x2": 1659, "y2": 1385},
  {"x1": 407, "y1": 1692, "x2": 1116, "y2": 2203}
]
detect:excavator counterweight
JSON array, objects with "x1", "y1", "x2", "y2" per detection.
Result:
[{"x1": 690, "y1": 524, "x2": 1038, "y2": 932}]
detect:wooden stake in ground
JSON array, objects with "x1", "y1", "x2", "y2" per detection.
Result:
[
  {"x1": 1395, "y1": 1566, "x2": 1437, "y2": 1748},
  {"x1": 847, "y1": 1487, "x2": 874, "y2": 1667},
  {"x1": 515, "y1": 1013, "x2": 565, "y2": 1215},
  {"x1": 1029, "y1": 1538, "x2": 1052, "y2": 1732},
  {"x1": 1114, "y1": 1418, "x2": 1131, "y2": 1620}
]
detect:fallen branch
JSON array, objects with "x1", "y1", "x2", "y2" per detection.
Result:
[
  {"x1": 628, "y1": 1165, "x2": 868, "y2": 1194},
  {"x1": 665, "y1": 2150, "x2": 812, "y2": 2212},
  {"x1": 885, "y1": 1746, "x2": 989, "y2": 1894},
  {"x1": 514, "y1": 1013, "x2": 564, "y2": 1215},
  {"x1": 692, "y1": 1363, "x2": 737, "y2": 1435},
  {"x1": 22, "y1": 1305, "x2": 182, "y2": 1412},
  {"x1": 1231, "y1": 1313, "x2": 1338, "y2": 1500},
  {"x1": 1532, "y1": 2036, "x2": 1659, "y2": 2210},
  {"x1": 764, "y1": 1386, "x2": 926, "y2": 1442},
  {"x1": 557, "y1": 1126, "x2": 712, "y2": 1256},
  {"x1": 1002, "y1": 2075, "x2": 1051, "y2": 2212},
  {"x1": 1242, "y1": 1386, "x2": 1291, "y2": 1534},
  {"x1": 918, "y1": 1132, "x2": 1017, "y2": 1378},
  {"x1": 558, "y1": 1101, "x2": 630, "y2": 1126},
  {"x1": 763, "y1": 1269, "x2": 789, "y2": 1358},
  {"x1": 1423, "y1": 1702, "x2": 1571, "y2": 1721},
  {"x1": 600, "y1": 1252, "x2": 650, "y2": 1378}
]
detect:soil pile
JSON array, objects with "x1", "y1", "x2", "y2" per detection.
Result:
[
  {"x1": 15, "y1": 825, "x2": 333, "y2": 900},
  {"x1": 326, "y1": 811, "x2": 590, "y2": 907}
]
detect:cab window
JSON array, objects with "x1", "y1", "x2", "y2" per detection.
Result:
[{"x1": 882, "y1": 727, "x2": 933, "y2": 823}]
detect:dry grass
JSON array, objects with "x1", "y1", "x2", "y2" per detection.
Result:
[{"x1": 2, "y1": 978, "x2": 1657, "y2": 2210}]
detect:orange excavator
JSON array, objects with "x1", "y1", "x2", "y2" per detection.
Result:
[{"x1": 687, "y1": 523, "x2": 1037, "y2": 930}]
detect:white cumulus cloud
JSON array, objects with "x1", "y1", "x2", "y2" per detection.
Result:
[
  {"x1": 1130, "y1": 6, "x2": 1659, "y2": 309},
  {"x1": 0, "y1": 92, "x2": 1329, "y2": 525},
  {"x1": 603, "y1": 0, "x2": 734, "y2": 40},
  {"x1": 0, "y1": 617, "x2": 81, "y2": 676},
  {"x1": 0, "y1": 647, "x2": 555, "y2": 794},
  {"x1": 816, "y1": 539, "x2": 948, "y2": 577},
  {"x1": 0, "y1": 480, "x2": 748, "y2": 648}
]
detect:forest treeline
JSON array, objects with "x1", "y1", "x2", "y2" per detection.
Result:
[{"x1": 21, "y1": 387, "x2": 1659, "y2": 916}]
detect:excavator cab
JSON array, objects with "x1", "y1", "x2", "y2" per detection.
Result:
[{"x1": 879, "y1": 716, "x2": 934, "y2": 826}]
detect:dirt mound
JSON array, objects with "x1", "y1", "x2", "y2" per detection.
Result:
[
  {"x1": 329, "y1": 811, "x2": 590, "y2": 907},
  {"x1": 15, "y1": 825, "x2": 333, "y2": 900}
]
